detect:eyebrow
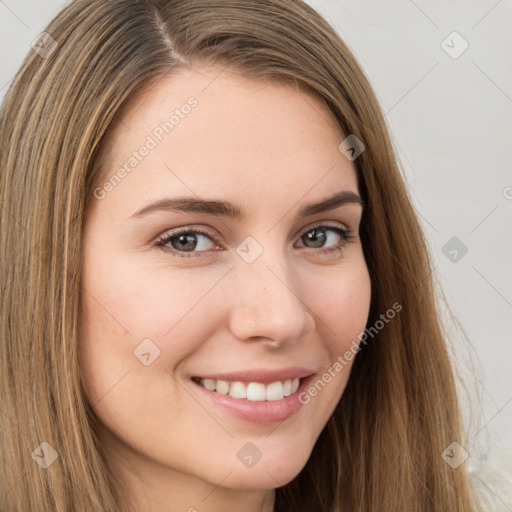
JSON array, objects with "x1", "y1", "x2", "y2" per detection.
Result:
[{"x1": 130, "y1": 190, "x2": 364, "y2": 221}]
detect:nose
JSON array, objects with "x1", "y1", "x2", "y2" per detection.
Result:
[{"x1": 226, "y1": 247, "x2": 315, "y2": 347}]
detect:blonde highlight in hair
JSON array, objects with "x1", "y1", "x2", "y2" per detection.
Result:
[{"x1": 0, "y1": 0, "x2": 480, "y2": 510}]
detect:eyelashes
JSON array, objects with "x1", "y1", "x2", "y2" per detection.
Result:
[{"x1": 155, "y1": 223, "x2": 355, "y2": 259}]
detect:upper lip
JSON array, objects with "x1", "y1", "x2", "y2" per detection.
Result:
[{"x1": 192, "y1": 367, "x2": 315, "y2": 385}]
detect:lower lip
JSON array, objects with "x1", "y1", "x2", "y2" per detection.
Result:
[{"x1": 190, "y1": 375, "x2": 316, "y2": 424}]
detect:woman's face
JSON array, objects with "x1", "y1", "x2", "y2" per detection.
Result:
[{"x1": 79, "y1": 65, "x2": 371, "y2": 505}]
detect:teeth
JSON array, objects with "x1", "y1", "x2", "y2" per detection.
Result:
[
  {"x1": 283, "y1": 379, "x2": 292, "y2": 396},
  {"x1": 203, "y1": 379, "x2": 216, "y2": 391},
  {"x1": 229, "y1": 381, "x2": 247, "y2": 399},
  {"x1": 247, "y1": 382, "x2": 266, "y2": 401},
  {"x1": 196, "y1": 377, "x2": 301, "y2": 401},
  {"x1": 216, "y1": 380, "x2": 229, "y2": 395},
  {"x1": 265, "y1": 381, "x2": 283, "y2": 401}
]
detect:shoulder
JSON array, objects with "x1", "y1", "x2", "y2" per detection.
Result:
[{"x1": 469, "y1": 450, "x2": 512, "y2": 511}]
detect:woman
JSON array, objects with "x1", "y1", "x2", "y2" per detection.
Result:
[{"x1": 0, "y1": 0, "x2": 484, "y2": 510}]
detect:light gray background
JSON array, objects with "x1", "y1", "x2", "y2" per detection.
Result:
[{"x1": 1, "y1": 0, "x2": 511, "y2": 470}]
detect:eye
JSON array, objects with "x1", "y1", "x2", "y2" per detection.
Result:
[
  {"x1": 155, "y1": 223, "x2": 355, "y2": 259},
  {"x1": 155, "y1": 227, "x2": 220, "y2": 258},
  {"x1": 296, "y1": 223, "x2": 354, "y2": 256}
]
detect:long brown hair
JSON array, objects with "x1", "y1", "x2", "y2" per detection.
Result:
[{"x1": 0, "y1": 0, "x2": 480, "y2": 510}]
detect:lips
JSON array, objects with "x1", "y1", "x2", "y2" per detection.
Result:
[{"x1": 189, "y1": 367, "x2": 316, "y2": 424}]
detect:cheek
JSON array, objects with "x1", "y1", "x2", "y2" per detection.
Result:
[
  {"x1": 80, "y1": 249, "x2": 224, "y2": 339},
  {"x1": 312, "y1": 259, "x2": 372, "y2": 354},
  {"x1": 77, "y1": 264, "x2": 227, "y2": 461},
  {"x1": 299, "y1": 259, "x2": 371, "y2": 409},
  {"x1": 77, "y1": 250, "x2": 229, "y2": 402}
]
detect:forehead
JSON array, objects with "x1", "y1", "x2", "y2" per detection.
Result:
[{"x1": 93, "y1": 65, "x2": 359, "y2": 217}]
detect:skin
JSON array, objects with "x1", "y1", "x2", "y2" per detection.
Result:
[{"x1": 79, "y1": 65, "x2": 372, "y2": 512}]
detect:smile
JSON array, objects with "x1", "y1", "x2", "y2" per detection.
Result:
[{"x1": 192, "y1": 377, "x2": 301, "y2": 401}]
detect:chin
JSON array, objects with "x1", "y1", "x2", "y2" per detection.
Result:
[{"x1": 218, "y1": 448, "x2": 312, "y2": 490}]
